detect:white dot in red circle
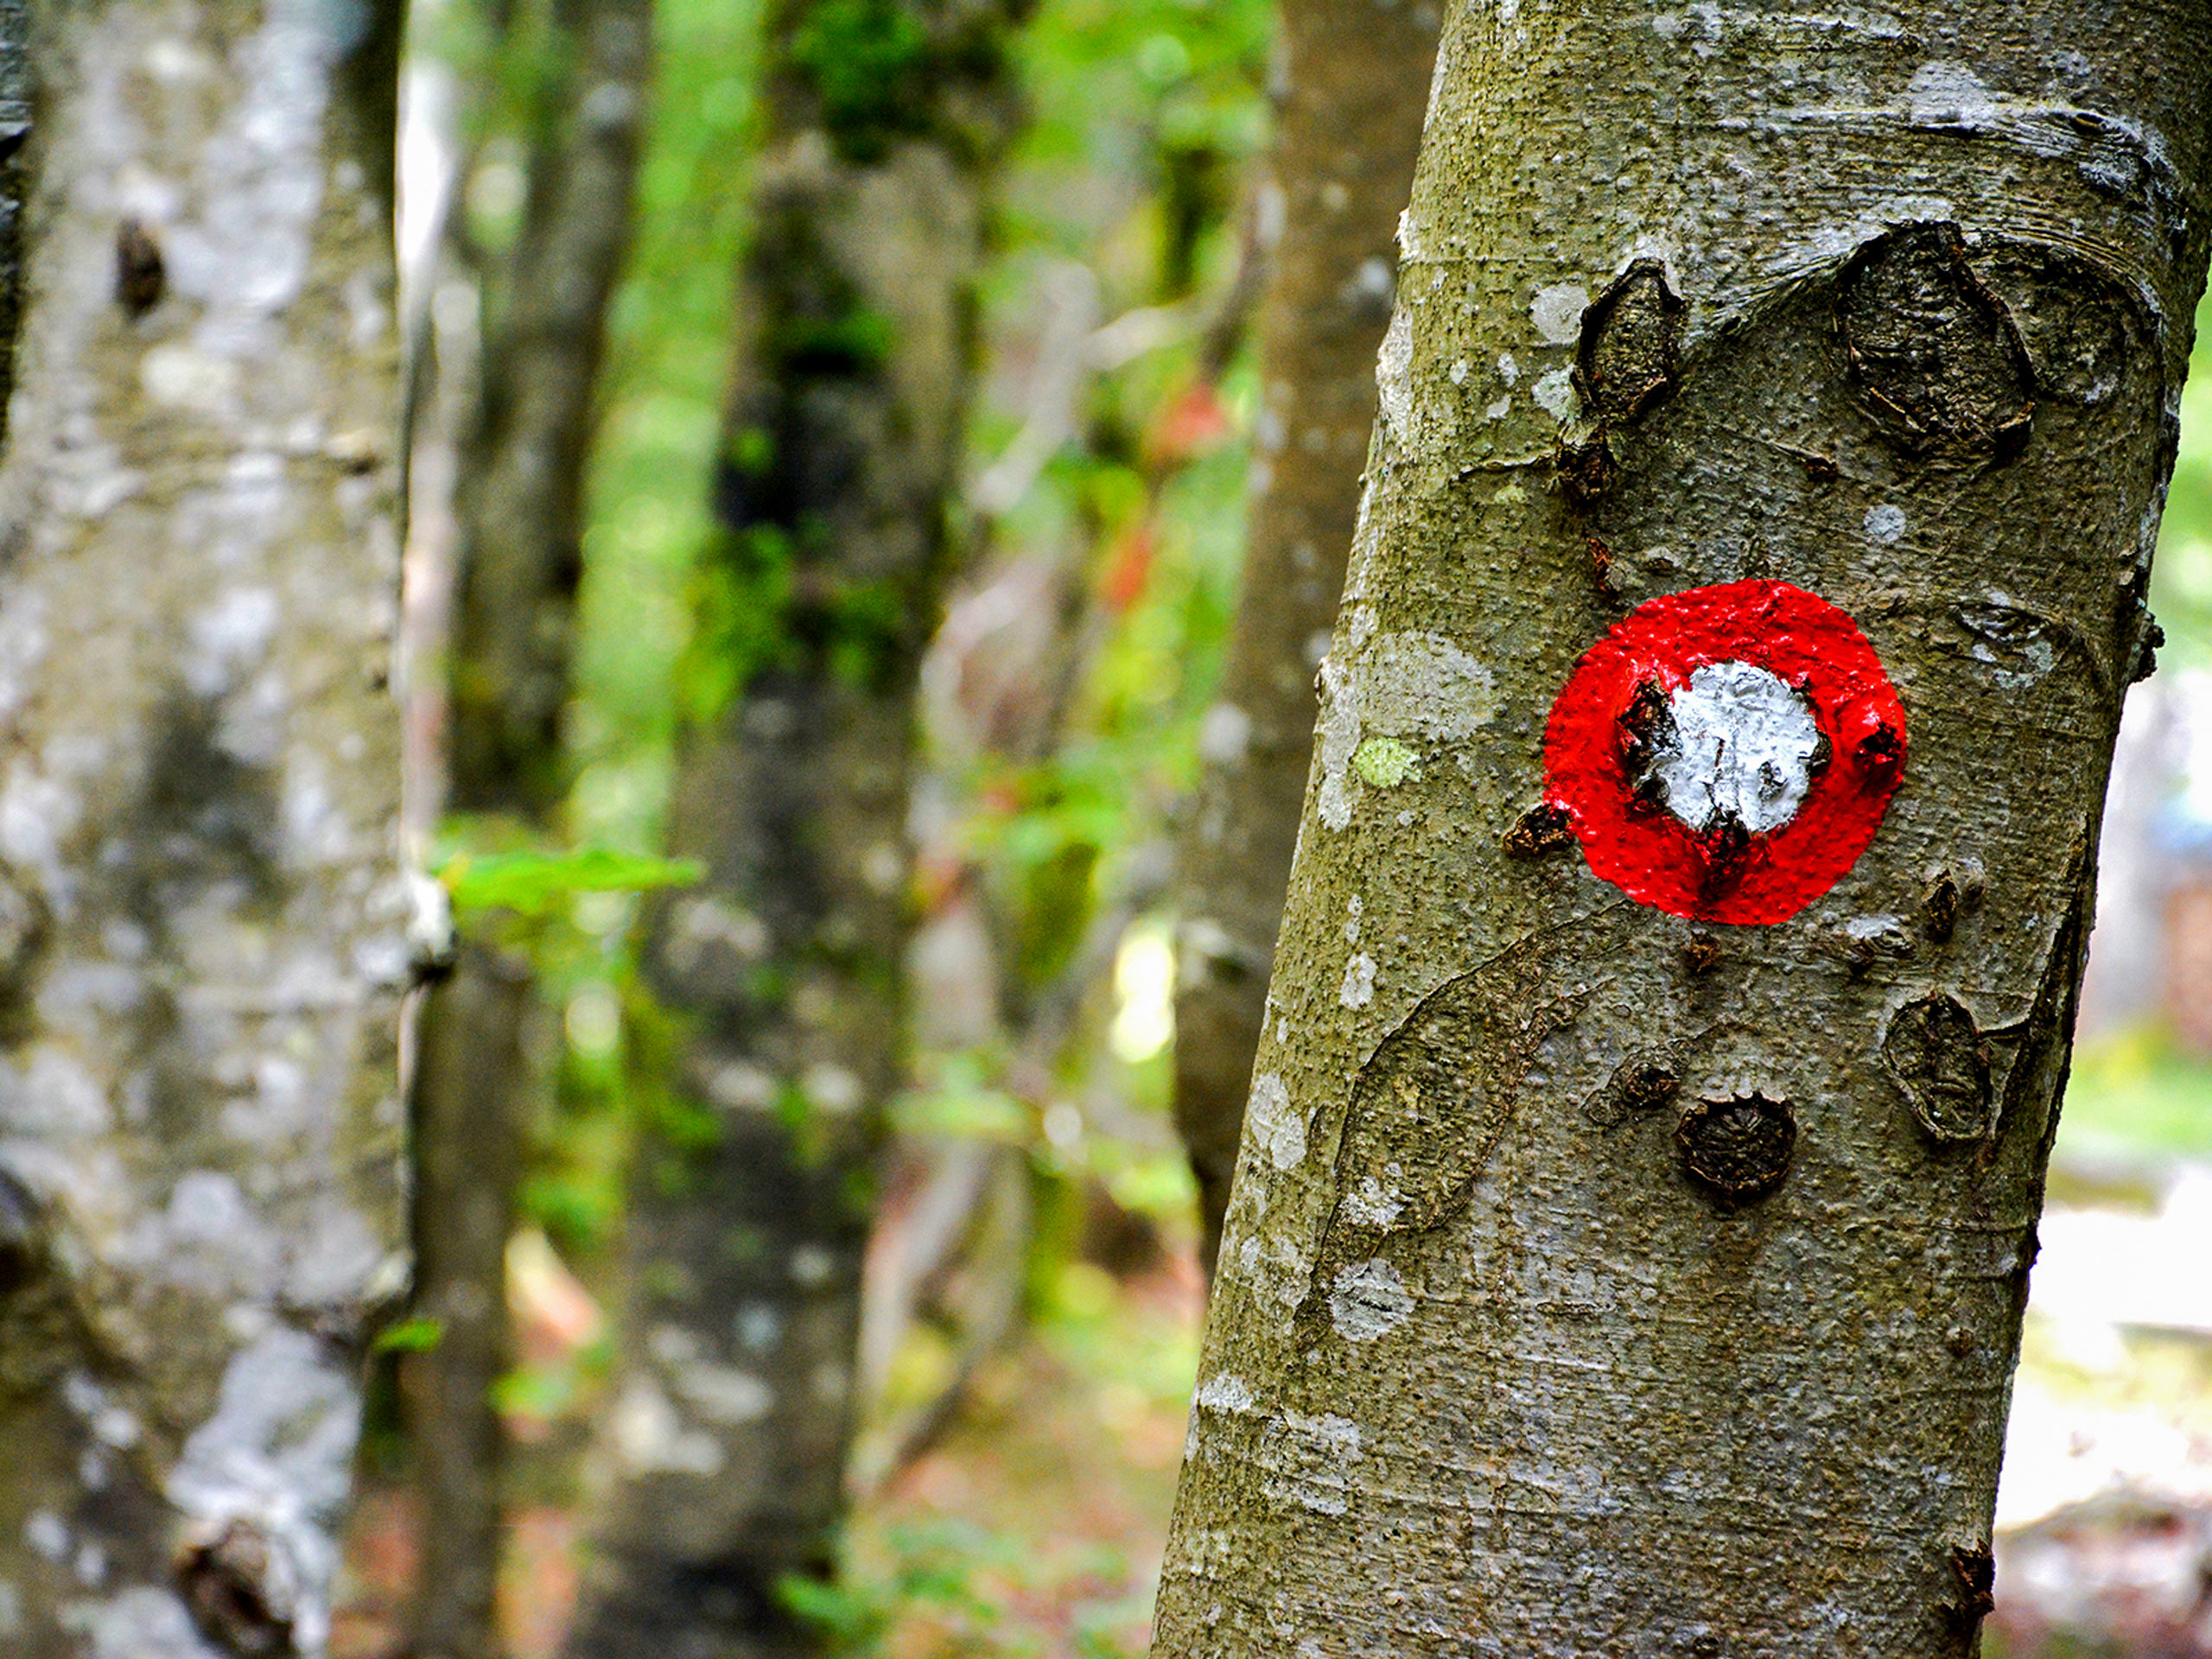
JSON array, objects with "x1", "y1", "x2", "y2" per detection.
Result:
[{"x1": 1541, "y1": 580, "x2": 1906, "y2": 925}]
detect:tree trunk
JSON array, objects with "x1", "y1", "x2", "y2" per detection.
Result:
[
  {"x1": 557, "y1": 3, "x2": 1027, "y2": 1653},
  {"x1": 1173, "y1": 0, "x2": 1439, "y2": 1277},
  {"x1": 444, "y1": 0, "x2": 650, "y2": 821},
  {"x1": 408, "y1": 2, "x2": 649, "y2": 1654},
  {"x1": 406, "y1": 947, "x2": 530, "y2": 1659},
  {"x1": 0, "y1": 0, "x2": 410, "y2": 1651},
  {"x1": 1154, "y1": 4, "x2": 2212, "y2": 1655}
]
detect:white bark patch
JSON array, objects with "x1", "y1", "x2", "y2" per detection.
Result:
[
  {"x1": 1317, "y1": 630, "x2": 1499, "y2": 830},
  {"x1": 24, "y1": 1512, "x2": 66, "y2": 1560},
  {"x1": 610, "y1": 1378, "x2": 723, "y2": 1477},
  {"x1": 1330, "y1": 1258, "x2": 1414, "y2": 1342},
  {"x1": 1261, "y1": 1411, "x2": 1364, "y2": 1515},
  {"x1": 1194, "y1": 1372, "x2": 1255, "y2": 1414},
  {"x1": 1533, "y1": 365, "x2": 1574, "y2": 419},
  {"x1": 1248, "y1": 1072, "x2": 1306, "y2": 1171},
  {"x1": 1529, "y1": 283, "x2": 1590, "y2": 344},
  {"x1": 1761, "y1": 195, "x2": 1956, "y2": 278},
  {"x1": 123, "y1": 1171, "x2": 283, "y2": 1298},
  {"x1": 735, "y1": 1303, "x2": 784, "y2": 1352},
  {"x1": 1339, "y1": 953, "x2": 1377, "y2": 1008},
  {"x1": 1343, "y1": 1175, "x2": 1405, "y2": 1228},
  {"x1": 672, "y1": 1363, "x2": 773, "y2": 1425},
  {"x1": 1905, "y1": 62, "x2": 1999, "y2": 128},
  {"x1": 1375, "y1": 305, "x2": 1414, "y2": 439},
  {"x1": 182, "y1": 583, "x2": 281, "y2": 694},
  {"x1": 1233, "y1": 1224, "x2": 1313, "y2": 1312},
  {"x1": 1651, "y1": 662, "x2": 1822, "y2": 836},
  {"x1": 166, "y1": 1325, "x2": 361, "y2": 1654},
  {"x1": 59, "y1": 1586, "x2": 217, "y2": 1658},
  {"x1": 801, "y1": 1062, "x2": 862, "y2": 1116},
  {"x1": 162, "y1": 0, "x2": 357, "y2": 330},
  {"x1": 1864, "y1": 502, "x2": 1907, "y2": 544}
]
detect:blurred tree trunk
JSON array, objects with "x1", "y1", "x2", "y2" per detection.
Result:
[
  {"x1": 1173, "y1": 0, "x2": 1438, "y2": 1277},
  {"x1": 558, "y1": 3, "x2": 1027, "y2": 1655},
  {"x1": 1155, "y1": 4, "x2": 2212, "y2": 1655},
  {"x1": 0, "y1": 0, "x2": 411, "y2": 1651},
  {"x1": 409, "y1": 2, "x2": 650, "y2": 1656}
]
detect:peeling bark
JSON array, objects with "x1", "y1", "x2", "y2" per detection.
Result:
[
  {"x1": 557, "y1": 3, "x2": 1027, "y2": 1654},
  {"x1": 0, "y1": 0, "x2": 409, "y2": 1652},
  {"x1": 407, "y1": 2, "x2": 650, "y2": 1655},
  {"x1": 1173, "y1": 0, "x2": 1439, "y2": 1274},
  {"x1": 1155, "y1": 3, "x2": 2212, "y2": 1654}
]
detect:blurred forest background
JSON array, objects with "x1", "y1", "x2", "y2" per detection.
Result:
[{"x1": 353, "y1": 0, "x2": 2212, "y2": 1652}]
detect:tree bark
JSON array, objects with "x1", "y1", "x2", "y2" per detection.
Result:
[
  {"x1": 1155, "y1": 4, "x2": 2212, "y2": 1655},
  {"x1": 407, "y1": 3, "x2": 649, "y2": 1655},
  {"x1": 558, "y1": 3, "x2": 1027, "y2": 1654},
  {"x1": 0, "y1": 0, "x2": 410, "y2": 1652},
  {"x1": 444, "y1": 0, "x2": 650, "y2": 821},
  {"x1": 1173, "y1": 0, "x2": 1439, "y2": 1277},
  {"x1": 406, "y1": 947, "x2": 530, "y2": 1659}
]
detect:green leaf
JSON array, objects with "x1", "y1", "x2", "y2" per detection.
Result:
[
  {"x1": 438, "y1": 846, "x2": 703, "y2": 919},
  {"x1": 373, "y1": 1317, "x2": 445, "y2": 1354}
]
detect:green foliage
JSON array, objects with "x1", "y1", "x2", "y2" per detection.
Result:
[
  {"x1": 437, "y1": 844, "x2": 703, "y2": 920},
  {"x1": 2058, "y1": 1022, "x2": 2212, "y2": 1161},
  {"x1": 680, "y1": 522, "x2": 798, "y2": 726},
  {"x1": 780, "y1": 1522, "x2": 1010, "y2": 1653},
  {"x1": 782, "y1": 1519, "x2": 1151, "y2": 1658},
  {"x1": 372, "y1": 1316, "x2": 446, "y2": 1354},
  {"x1": 774, "y1": 305, "x2": 901, "y2": 373},
  {"x1": 569, "y1": 0, "x2": 761, "y2": 854},
  {"x1": 788, "y1": 0, "x2": 931, "y2": 164}
]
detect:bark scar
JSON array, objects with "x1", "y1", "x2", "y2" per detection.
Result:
[{"x1": 1834, "y1": 221, "x2": 2034, "y2": 458}]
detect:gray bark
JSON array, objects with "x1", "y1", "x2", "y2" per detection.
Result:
[
  {"x1": 408, "y1": 2, "x2": 650, "y2": 1654},
  {"x1": 1173, "y1": 0, "x2": 1439, "y2": 1277},
  {"x1": 0, "y1": 0, "x2": 410, "y2": 1653},
  {"x1": 558, "y1": 3, "x2": 1027, "y2": 1653},
  {"x1": 1155, "y1": 3, "x2": 2212, "y2": 1655},
  {"x1": 444, "y1": 0, "x2": 649, "y2": 819}
]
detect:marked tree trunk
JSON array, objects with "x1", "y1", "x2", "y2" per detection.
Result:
[
  {"x1": 1173, "y1": 0, "x2": 1438, "y2": 1275},
  {"x1": 0, "y1": 0, "x2": 411, "y2": 1652},
  {"x1": 1155, "y1": 4, "x2": 2212, "y2": 1655},
  {"x1": 409, "y1": 2, "x2": 649, "y2": 1655},
  {"x1": 558, "y1": 3, "x2": 1026, "y2": 1653}
]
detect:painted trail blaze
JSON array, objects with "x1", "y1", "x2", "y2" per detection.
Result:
[{"x1": 1542, "y1": 580, "x2": 1905, "y2": 925}]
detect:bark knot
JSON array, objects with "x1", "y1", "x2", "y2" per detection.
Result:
[
  {"x1": 1503, "y1": 801, "x2": 1575, "y2": 859},
  {"x1": 1676, "y1": 1091, "x2": 1794, "y2": 1205},
  {"x1": 177, "y1": 1518, "x2": 296, "y2": 1656},
  {"x1": 1835, "y1": 222, "x2": 2033, "y2": 458},
  {"x1": 116, "y1": 219, "x2": 165, "y2": 318},
  {"x1": 1572, "y1": 257, "x2": 1683, "y2": 423},
  {"x1": 1883, "y1": 993, "x2": 1993, "y2": 1142}
]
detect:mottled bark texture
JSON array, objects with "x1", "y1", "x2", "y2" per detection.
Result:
[
  {"x1": 1157, "y1": 5, "x2": 2212, "y2": 1656},
  {"x1": 1173, "y1": 0, "x2": 1438, "y2": 1277},
  {"x1": 0, "y1": 0, "x2": 410, "y2": 1653},
  {"x1": 559, "y1": 3, "x2": 1026, "y2": 1655},
  {"x1": 409, "y1": 3, "x2": 649, "y2": 1655}
]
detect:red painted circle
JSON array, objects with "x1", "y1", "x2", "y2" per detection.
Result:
[{"x1": 1541, "y1": 580, "x2": 1906, "y2": 925}]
